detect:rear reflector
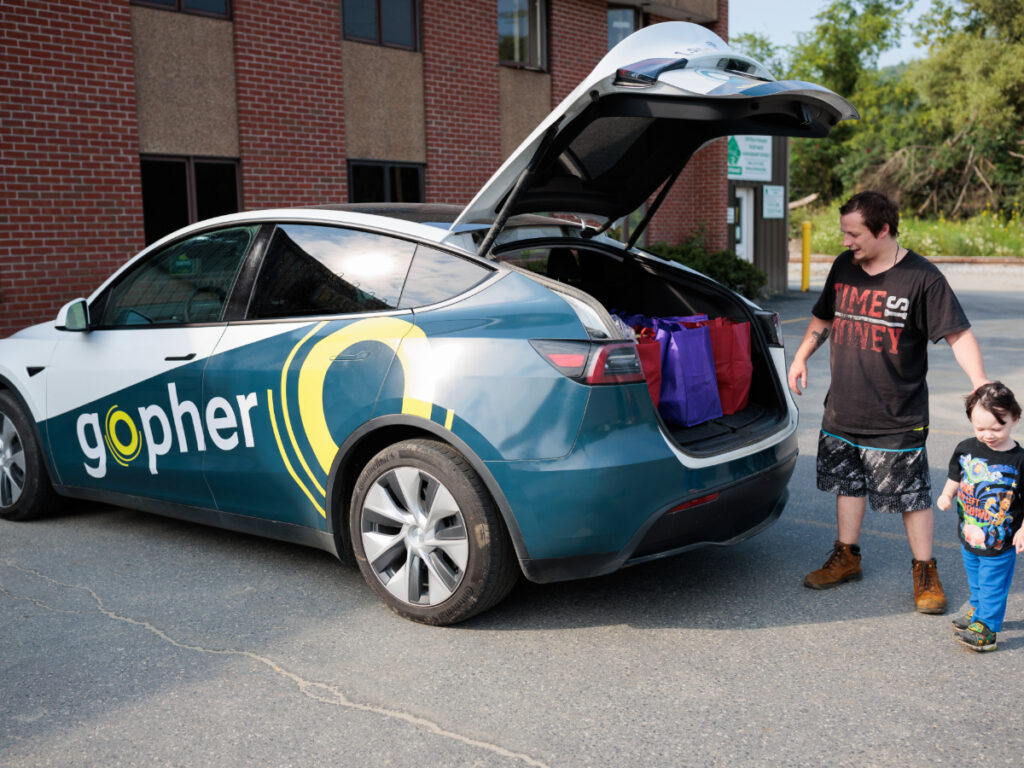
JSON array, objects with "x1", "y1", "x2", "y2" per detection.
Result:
[{"x1": 665, "y1": 493, "x2": 720, "y2": 515}]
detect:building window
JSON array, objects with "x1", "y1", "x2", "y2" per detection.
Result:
[
  {"x1": 608, "y1": 5, "x2": 640, "y2": 50},
  {"x1": 348, "y1": 161, "x2": 425, "y2": 203},
  {"x1": 342, "y1": 0, "x2": 418, "y2": 50},
  {"x1": 499, "y1": 0, "x2": 546, "y2": 70},
  {"x1": 131, "y1": 1, "x2": 231, "y2": 19},
  {"x1": 139, "y1": 156, "x2": 241, "y2": 245}
]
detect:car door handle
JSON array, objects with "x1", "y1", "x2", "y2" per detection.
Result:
[
  {"x1": 330, "y1": 351, "x2": 369, "y2": 361},
  {"x1": 165, "y1": 353, "x2": 197, "y2": 361}
]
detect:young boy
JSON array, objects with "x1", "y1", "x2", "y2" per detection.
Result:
[{"x1": 937, "y1": 381, "x2": 1024, "y2": 652}]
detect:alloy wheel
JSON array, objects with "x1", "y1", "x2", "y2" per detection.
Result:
[
  {"x1": 359, "y1": 466, "x2": 470, "y2": 606},
  {"x1": 0, "y1": 410, "x2": 26, "y2": 508}
]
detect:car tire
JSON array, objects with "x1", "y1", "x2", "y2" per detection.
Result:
[
  {"x1": 349, "y1": 438, "x2": 519, "y2": 625},
  {"x1": 0, "y1": 390, "x2": 60, "y2": 521}
]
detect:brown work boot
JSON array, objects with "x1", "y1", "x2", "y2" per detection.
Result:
[
  {"x1": 912, "y1": 557, "x2": 947, "y2": 614},
  {"x1": 804, "y1": 540, "x2": 862, "y2": 589}
]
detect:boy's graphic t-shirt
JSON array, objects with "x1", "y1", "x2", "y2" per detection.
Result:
[
  {"x1": 812, "y1": 250, "x2": 970, "y2": 434},
  {"x1": 947, "y1": 438, "x2": 1024, "y2": 556}
]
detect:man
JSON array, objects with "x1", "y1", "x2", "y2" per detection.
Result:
[{"x1": 788, "y1": 191, "x2": 988, "y2": 614}]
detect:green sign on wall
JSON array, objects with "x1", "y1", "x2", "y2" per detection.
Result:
[{"x1": 727, "y1": 135, "x2": 773, "y2": 182}]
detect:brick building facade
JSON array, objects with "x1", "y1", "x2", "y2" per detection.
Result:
[{"x1": 1, "y1": 0, "x2": 729, "y2": 338}]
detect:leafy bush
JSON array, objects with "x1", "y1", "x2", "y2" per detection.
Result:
[{"x1": 646, "y1": 231, "x2": 767, "y2": 299}]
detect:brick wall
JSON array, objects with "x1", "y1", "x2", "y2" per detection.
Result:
[
  {"x1": 549, "y1": 0, "x2": 607, "y2": 105},
  {"x1": 233, "y1": 0, "x2": 347, "y2": 209},
  {"x1": 0, "y1": 0, "x2": 143, "y2": 338},
  {"x1": 421, "y1": 0, "x2": 503, "y2": 205},
  {"x1": 645, "y1": 0, "x2": 729, "y2": 251}
]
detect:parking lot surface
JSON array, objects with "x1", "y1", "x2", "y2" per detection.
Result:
[{"x1": 3, "y1": 261, "x2": 1023, "y2": 767}]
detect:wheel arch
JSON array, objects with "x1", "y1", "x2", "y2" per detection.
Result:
[
  {"x1": 0, "y1": 373, "x2": 61, "y2": 487},
  {"x1": 325, "y1": 415, "x2": 529, "y2": 568}
]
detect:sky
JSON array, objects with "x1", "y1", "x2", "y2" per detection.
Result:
[{"x1": 728, "y1": 0, "x2": 930, "y2": 70}]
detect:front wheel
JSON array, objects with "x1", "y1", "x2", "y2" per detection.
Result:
[
  {"x1": 349, "y1": 439, "x2": 518, "y2": 625},
  {"x1": 0, "y1": 391, "x2": 60, "y2": 521}
]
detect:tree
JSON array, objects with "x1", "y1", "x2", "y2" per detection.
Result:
[
  {"x1": 860, "y1": 0, "x2": 1024, "y2": 216},
  {"x1": 784, "y1": 0, "x2": 912, "y2": 202}
]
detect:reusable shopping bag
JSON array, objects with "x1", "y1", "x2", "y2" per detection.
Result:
[
  {"x1": 707, "y1": 317, "x2": 752, "y2": 415},
  {"x1": 653, "y1": 315, "x2": 722, "y2": 427},
  {"x1": 634, "y1": 327, "x2": 662, "y2": 408}
]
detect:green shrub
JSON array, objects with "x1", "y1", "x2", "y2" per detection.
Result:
[{"x1": 646, "y1": 232, "x2": 767, "y2": 299}]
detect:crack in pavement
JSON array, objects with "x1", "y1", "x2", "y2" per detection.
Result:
[{"x1": 1, "y1": 561, "x2": 550, "y2": 768}]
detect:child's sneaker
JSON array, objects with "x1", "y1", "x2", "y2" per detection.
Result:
[
  {"x1": 954, "y1": 620, "x2": 997, "y2": 652},
  {"x1": 951, "y1": 606, "x2": 975, "y2": 631}
]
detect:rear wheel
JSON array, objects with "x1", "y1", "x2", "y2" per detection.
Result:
[
  {"x1": 349, "y1": 439, "x2": 518, "y2": 625},
  {"x1": 0, "y1": 391, "x2": 60, "y2": 521}
]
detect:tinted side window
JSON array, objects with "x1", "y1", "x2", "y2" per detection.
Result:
[
  {"x1": 398, "y1": 245, "x2": 492, "y2": 308},
  {"x1": 93, "y1": 226, "x2": 257, "y2": 327},
  {"x1": 248, "y1": 224, "x2": 415, "y2": 319}
]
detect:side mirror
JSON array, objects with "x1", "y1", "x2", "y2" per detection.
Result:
[{"x1": 55, "y1": 298, "x2": 91, "y2": 332}]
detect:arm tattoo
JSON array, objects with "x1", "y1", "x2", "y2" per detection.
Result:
[{"x1": 811, "y1": 328, "x2": 830, "y2": 350}]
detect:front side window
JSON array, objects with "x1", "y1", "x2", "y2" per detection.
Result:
[
  {"x1": 140, "y1": 156, "x2": 240, "y2": 246},
  {"x1": 348, "y1": 161, "x2": 424, "y2": 203},
  {"x1": 248, "y1": 224, "x2": 415, "y2": 319},
  {"x1": 498, "y1": 0, "x2": 546, "y2": 69},
  {"x1": 342, "y1": 0, "x2": 417, "y2": 50},
  {"x1": 92, "y1": 226, "x2": 257, "y2": 327},
  {"x1": 131, "y1": 1, "x2": 231, "y2": 19},
  {"x1": 607, "y1": 5, "x2": 640, "y2": 50}
]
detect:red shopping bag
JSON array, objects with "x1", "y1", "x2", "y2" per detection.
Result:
[
  {"x1": 707, "y1": 317, "x2": 752, "y2": 415},
  {"x1": 635, "y1": 328, "x2": 662, "y2": 408}
]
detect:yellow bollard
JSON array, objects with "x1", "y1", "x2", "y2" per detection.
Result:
[{"x1": 801, "y1": 220, "x2": 812, "y2": 292}]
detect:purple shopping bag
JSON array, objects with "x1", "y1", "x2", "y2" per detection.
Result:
[{"x1": 653, "y1": 314, "x2": 722, "y2": 427}]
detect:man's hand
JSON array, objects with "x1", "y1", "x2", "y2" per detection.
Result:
[{"x1": 788, "y1": 360, "x2": 808, "y2": 396}]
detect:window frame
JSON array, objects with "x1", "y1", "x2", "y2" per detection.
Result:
[
  {"x1": 607, "y1": 5, "x2": 642, "y2": 51},
  {"x1": 139, "y1": 155, "x2": 242, "y2": 246},
  {"x1": 498, "y1": 0, "x2": 548, "y2": 71},
  {"x1": 341, "y1": 0, "x2": 420, "y2": 51},
  {"x1": 131, "y1": 0, "x2": 232, "y2": 20},
  {"x1": 347, "y1": 159, "x2": 426, "y2": 204}
]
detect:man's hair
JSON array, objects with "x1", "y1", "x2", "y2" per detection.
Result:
[
  {"x1": 965, "y1": 381, "x2": 1022, "y2": 425},
  {"x1": 839, "y1": 191, "x2": 900, "y2": 238}
]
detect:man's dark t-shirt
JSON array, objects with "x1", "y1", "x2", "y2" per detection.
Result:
[
  {"x1": 812, "y1": 249, "x2": 969, "y2": 434},
  {"x1": 947, "y1": 438, "x2": 1024, "y2": 556}
]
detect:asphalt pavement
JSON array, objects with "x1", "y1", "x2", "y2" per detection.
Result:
[{"x1": 2, "y1": 260, "x2": 1024, "y2": 767}]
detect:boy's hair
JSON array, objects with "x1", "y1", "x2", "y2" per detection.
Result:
[
  {"x1": 965, "y1": 381, "x2": 1022, "y2": 425},
  {"x1": 839, "y1": 191, "x2": 900, "y2": 238}
]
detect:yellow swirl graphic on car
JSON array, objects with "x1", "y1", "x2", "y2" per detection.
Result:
[
  {"x1": 268, "y1": 318, "x2": 438, "y2": 518},
  {"x1": 103, "y1": 405, "x2": 142, "y2": 467}
]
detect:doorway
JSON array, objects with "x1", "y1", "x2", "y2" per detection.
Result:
[{"x1": 734, "y1": 187, "x2": 755, "y2": 263}]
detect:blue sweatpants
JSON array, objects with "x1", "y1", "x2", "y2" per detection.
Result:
[{"x1": 960, "y1": 547, "x2": 1017, "y2": 632}]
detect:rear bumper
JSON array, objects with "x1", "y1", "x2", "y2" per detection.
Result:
[{"x1": 517, "y1": 450, "x2": 795, "y2": 584}]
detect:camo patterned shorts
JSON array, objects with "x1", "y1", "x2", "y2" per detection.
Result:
[{"x1": 816, "y1": 430, "x2": 932, "y2": 515}]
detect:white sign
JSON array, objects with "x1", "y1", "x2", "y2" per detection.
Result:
[
  {"x1": 727, "y1": 135, "x2": 773, "y2": 181},
  {"x1": 762, "y1": 185, "x2": 785, "y2": 219}
]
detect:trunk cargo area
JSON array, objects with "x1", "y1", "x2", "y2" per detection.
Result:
[{"x1": 505, "y1": 243, "x2": 790, "y2": 456}]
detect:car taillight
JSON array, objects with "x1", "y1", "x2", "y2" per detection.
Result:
[
  {"x1": 585, "y1": 342, "x2": 644, "y2": 384},
  {"x1": 531, "y1": 340, "x2": 644, "y2": 385},
  {"x1": 755, "y1": 310, "x2": 783, "y2": 348}
]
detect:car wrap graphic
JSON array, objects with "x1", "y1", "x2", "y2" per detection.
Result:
[
  {"x1": 267, "y1": 316, "x2": 439, "y2": 518},
  {"x1": 43, "y1": 275, "x2": 597, "y2": 531}
]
